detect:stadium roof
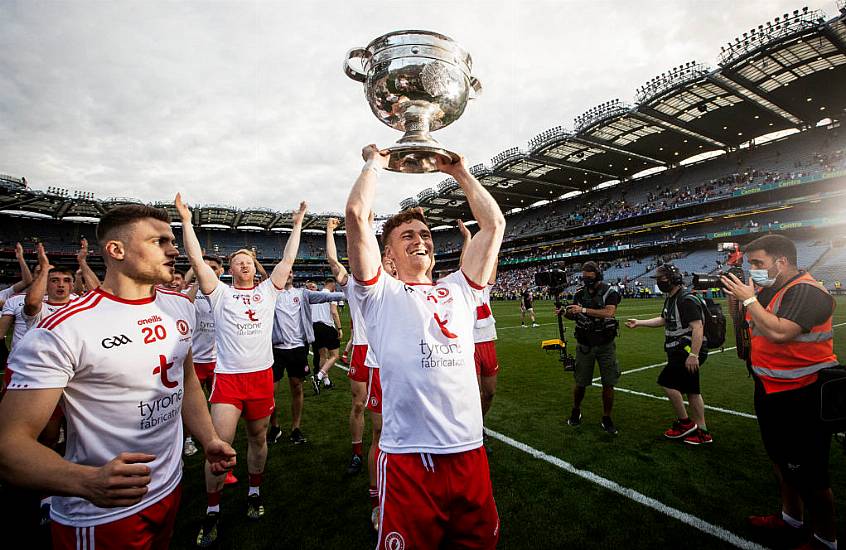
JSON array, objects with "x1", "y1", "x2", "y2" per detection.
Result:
[
  {"x1": 0, "y1": 185, "x2": 350, "y2": 232},
  {"x1": 406, "y1": 6, "x2": 846, "y2": 226}
]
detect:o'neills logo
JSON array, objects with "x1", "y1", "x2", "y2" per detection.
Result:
[
  {"x1": 138, "y1": 315, "x2": 163, "y2": 326},
  {"x1": 138, "y1": 388, "x2": 184, "y2": 430},
  {"x1": 419, "y1": 339, "x2": 465, "y2": 369}
]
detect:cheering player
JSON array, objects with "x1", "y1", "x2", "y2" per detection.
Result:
[
  {"x1": 0, "y1": 204, "x2": 236, "y2": 549},
  {"x1": 176, "y1": 194, "x2": 306, "y2": 547},
  {"x1": 346, "y1": 145, "x2": 504, "y2": 549}
]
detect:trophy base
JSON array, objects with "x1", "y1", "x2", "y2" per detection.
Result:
[{"x1": 382, "y1": 143, "x2": 459, "y2": 174}]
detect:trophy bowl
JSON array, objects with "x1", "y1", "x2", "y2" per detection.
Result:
[{"x1": 345, "y1": 30, "x2": 481, "y2": 173}]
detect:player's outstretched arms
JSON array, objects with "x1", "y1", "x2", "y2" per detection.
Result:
[
  {"x1": 77, "y1": 238, "x2": 101, "y2": 290},
  {"x1": 10, "y1": 242, "x2": 34, "y2": 293},
  {"x1": 24, "y1": 244, "x2": 51, "y2": 317},
  {"x1": 345, "y1": 145, "x2": 387, "y2": 283},
  {"x1": 270, "y1": 201, "x2": 307, "y2": 289},
  {"x1": 325, "y1": 217, "x2": 348, "y2": 285},
  {"x1": 175, "y1": 193, "x2": 218, "y2": 296}
]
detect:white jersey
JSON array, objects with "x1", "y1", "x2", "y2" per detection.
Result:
[
  {"x1": 311, "y1": 288, "x2": 334, "y2": 327},
  {"x1": 207, "y1": 279, "x2": 280, "y2": 374},
  {"x1": 340, "y1": 278, "x2": 379, "y2": 368},
  {"x1": 473, "y1": 286, "x2": 497, "y2": 343},
  {"x1": 273, "y1": 287, "x2": 306, "y2": 350},
  {"x1": 0, "y1": 286, "x2": 16, "y2": 304},
  {"x1": 24, "y1": 299, "x2": 76, "y2": 330},
  {"x1": 8, "y1": 287, "x2": 194, "y2": 527},
  {"x1": 192, "y1": 291, "x2": 216, "y2": 363},
  {"x1": 353, "y1": 269, "x2": 484, "y2": 454},
  {"x1": 1, "y1": 294, "x2": 27, "y2": 347}
]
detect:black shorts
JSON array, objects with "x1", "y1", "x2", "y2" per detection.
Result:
[
  {"x1": 754, "y1": 379, "x2": 832, "y2": 490},
  {"x1": 657, "y1": 350, "x2": 707, "y2": 394},
  {"x1": 313, "y1": 322, "x2": 340, "y2": 351},
  {"x1": 272, "y1": 346, "x2": 309, "y2": 382}
]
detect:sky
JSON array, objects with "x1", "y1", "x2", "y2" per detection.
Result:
[{"x1": 0, "y1": 0, "x2": 840, "y2": 216}]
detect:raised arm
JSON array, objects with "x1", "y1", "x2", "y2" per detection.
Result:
[
  {"x1": 326, "y1": 217, "x2": 348, "y2": 285},
  {"x1": 345, "y1": 145, "x2": 388, "y2": 282},
  {"x1": 436, "y1": 157, "x2": 505, "y2": 287},
  {"x1": 268, "y1": 201, "x2": 307, "y2": 289},
  {"x1": 457, "y1": 219, "x2": 471, "y2": 268},
  {"x1": 175, "y1": 193, "x2": 219, "y2": 296},
  {"x1": 76, "y1": 238, "x2": 100, "y2": 290},
  {"x1": 11, "y1": 243, "x2": 33, "y2": 293},
  {"x1": 24, "y1": 244, "x2": 51, "y2": 317}
]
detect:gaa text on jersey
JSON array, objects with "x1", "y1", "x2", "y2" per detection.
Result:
[{"x1": 101, "y1": 334, "x2": 132, "y2": 349}]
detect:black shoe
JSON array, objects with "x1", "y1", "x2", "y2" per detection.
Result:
[
  {"x1": 196, "y1": 511, "x2": 219, "y2": 547},
  {"x1": 311, "y1": 375, "x2": 321, "y2": 395},
  {"x1": 600, "y1": 416, "x2": 618, "y2": 435},
  {"x1": 324, "y1": 379, "x2": 335, "y2": 390},
  {"x1": 290, "y1": 428, "x2": 307, "y2": 445},
  {"x1": 246, "y1": 493, "x2": 264, "y2": 520},
  {"x1": 266, "y1": 425, "x2": 282, "y2": 444},
  {"x1": 346, "y1": 454, "x2": 363, "y2": 475},
  {"x1": 567, "y1": 409, "x2": 582, "y2": 427}
]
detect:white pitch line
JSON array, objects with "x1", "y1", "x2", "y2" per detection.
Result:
[
  {"x1": 484, "y1": 427, "x2": 768, "y2": 550},
  {"x1": 591, "y1": 320, "x2": 846, "y2": 383},
  {"x1": 600, "y1": 385, "x2": 757, "y2": 419}
]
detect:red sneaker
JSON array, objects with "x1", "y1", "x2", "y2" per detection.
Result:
[
  {"x1": 224, "y1": 471, "x2": 238, "y2": 485},
  {"x1": 747, "y1": 514, "x2": 791, "y2": 529},
  {"x1": 664, "y1": 419, "x2": 697, "y2": 439},
  {"x1": 683, "y1": 429, "x2": 713, "y2": 445}
]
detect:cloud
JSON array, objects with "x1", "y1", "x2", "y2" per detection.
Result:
[{"x1": 0, "y1": 0, "x2": 834, "y2": 215}]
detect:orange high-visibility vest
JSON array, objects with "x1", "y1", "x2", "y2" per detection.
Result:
[{"x1": 747, "y1": 272, "x2": 838, "y2": 394}]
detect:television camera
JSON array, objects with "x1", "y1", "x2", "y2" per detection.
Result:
[{"x1": 534, "y1": 268, "x2": 577, "y2": 370}]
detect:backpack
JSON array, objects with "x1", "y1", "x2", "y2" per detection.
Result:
[{"x1": 685, "y1": 292, "x2": 727, "y2": 349}]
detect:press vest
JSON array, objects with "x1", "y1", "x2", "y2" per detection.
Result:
[
  {"x1": 748, "y1": 272, "x2": 837, "y2": 394},
  {"x1": 662, "y1": 288, "x2": 704, "y2": 352},
  {"x1": 573, "y1": 283, "x2": 618, "y2": 346}
]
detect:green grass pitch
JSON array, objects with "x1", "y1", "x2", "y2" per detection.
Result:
[{"x1": 167, "y1": 296, "x2": 846, "y2": 549}]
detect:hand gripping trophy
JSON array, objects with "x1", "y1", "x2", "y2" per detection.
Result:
[{"x1": 344, "y1": 30, "x2": 482, "y2": 173}]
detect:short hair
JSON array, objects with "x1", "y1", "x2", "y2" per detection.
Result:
[
  {"x1": 381, "y1": 208, "x2": 429, "y2": 247},
  {"x1": 743, "y1": 234, "x2": 797, "y2": 266},
  {"x1": 203, "y1": 254, "x2": 223, "y2": 267},
  {"x1": 173, "y1": 269, "x2": 185, "y2": 278},
  {"x1": 324, "y1": 277, "x2": 335, "y2": 284},
  {"x1": 228, "y1": 248, "x2": 255, "y2": 264},
  {"x1": 48, "y1": 265, "x2": 76, "y2": 278},
  {"x1": 96, "y1": 204, "x2": 170, "y2": 242},
  {"x1": 581, "y1": 261, "x2": 601, "y2": 276}
]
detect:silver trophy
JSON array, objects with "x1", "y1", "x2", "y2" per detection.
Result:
[{"x1": 344, "y1": 30, "x2": 481, "y2": 173}]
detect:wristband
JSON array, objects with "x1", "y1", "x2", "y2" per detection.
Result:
[
  {"x1": 742, "y1": 296, "x2": 757, "y2": 307},
  {"x1": 581, "y1": 307, "x2": 587, "y2": 314}
]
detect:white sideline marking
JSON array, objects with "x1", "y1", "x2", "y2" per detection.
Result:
[
  {"x1": 591, "y1": 345, "x2": 738, "y2": 383},
  {"x1": 484, "y1": 427, "x2": 769, "y2": 550},
  {"x1": 599, "y1": 385, "x2": 757, "y2": 419}
]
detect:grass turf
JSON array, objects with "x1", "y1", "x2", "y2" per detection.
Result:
[{"x1": 168, "y1": 296, "x2": 846, "y2": 549}]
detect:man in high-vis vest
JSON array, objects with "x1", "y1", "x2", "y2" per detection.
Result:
[{"x1": 721, "y1": 234, "x2": 838, "y2": 550}]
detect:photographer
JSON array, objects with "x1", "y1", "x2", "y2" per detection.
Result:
[
  {"x1": 721, "y1": 235, "x2": 838, "y2": 550},
  {"x1": 625, "y1": 264, "x2": 712, "y2": 445},
  {"x1": 558, "y1": 262, "x2": 621, "y2": 435}
]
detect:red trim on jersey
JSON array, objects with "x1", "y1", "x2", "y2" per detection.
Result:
[
  {"x1": 232, "y1": 284, "x2": 257, "y2": 290},
  {"x1": 156, "y1": 288, "x2": 192, "y2": 301},
  {"x1": 405, "y1": 281, "x2": 435, "y2": 286},
  {"x1": 93, "y1": 287, "x2": 156, "y2": 305},
  {"x1": 37, "y1": 290, "x2": 99, "y2": 328},
  {"x1": 40, "y1": 293, "x2": 104, "y2": 330},
  {"x1": 354, "y1": 267, "x2": 381, "y2": 287},
  {"x1": 461, "y1": 270, "x2": 485, "y2": 290}
]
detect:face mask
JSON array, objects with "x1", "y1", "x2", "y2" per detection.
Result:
[
  {"x1": 657, "y1": 280, "x2": 672, "y2": 293},
  {"x1": 582, "y1": 277, "x2": 596, "y2": 287},
  {"x1": 750, "y1": 268, "x2": 776, "y2": 288}
]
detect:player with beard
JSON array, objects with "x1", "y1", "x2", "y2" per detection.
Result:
[
  {"x1": 176, "y1": 194, "x2": 307, "y2": 547},
  {"x1": 346, "y1": 145, "x2": 504, "y2": 549},
  {"x1": 0, "y1": 204, "x2": 236, "y2": 550}
]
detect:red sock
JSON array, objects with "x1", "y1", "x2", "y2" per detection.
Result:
[
  {"x1": 369, "y1": 485, "x2": 379, "y2": 508},
  {"x1": 353, "y1": 441, "x2": 363, "y2": 456},
  {"x1": 207, "y1": 491, "x2": 222, "y2": 507},
  {"x1": 249, "y1": 472, "x2": 263, "y2": 488}
]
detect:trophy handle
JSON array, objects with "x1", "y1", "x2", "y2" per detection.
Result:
[
  {"x1": 469, "y1": 77, "x2": 482, "y2": 99},
  {"x1": 344, "y1": 48, "x2": 368, "y2": 82}
]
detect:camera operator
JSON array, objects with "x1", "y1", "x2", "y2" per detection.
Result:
[
  {"x1": 557, "y1": 262, "x2": 621, "y2": 435},
  {"x1": 625, "y1": 264, "x2": 712, "y2": 445},
  {"x1": 721, "y1": 234, "x2": 838, "y2": 550}
]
